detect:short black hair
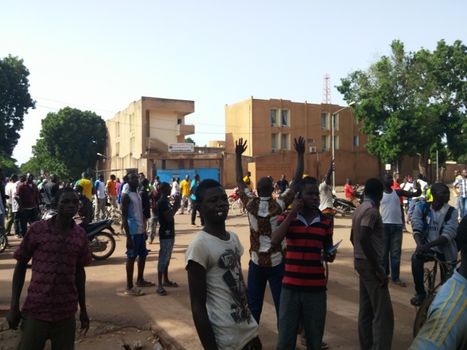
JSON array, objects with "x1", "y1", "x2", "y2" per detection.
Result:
[
  {"x1": 457, "y1": 216, "x2": 467, "y2": 251},
  {"x1": 431, "y1": 182, "x2": 449, "y2": 195},
  {"x1": 55, "y1": 187, "x2": 78, "y2": 204},
  {"x1": 364, "y1": 178, "x2": 383, "y2": 198},
  {"x1": 195, "y1": 179, "x2": 222, "y2": 204},
  {"x1": 296, "y1": 176, "x2": 318, "y2": 193}
]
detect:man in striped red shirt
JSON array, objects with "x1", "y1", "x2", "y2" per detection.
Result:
[{"x1": 271, "y1": 176, "x2": 334, "y2": 350}]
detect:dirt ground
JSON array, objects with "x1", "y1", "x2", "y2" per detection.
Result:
[{"x1": 0, "y1": 204, "x2": 423, "y2": 349}]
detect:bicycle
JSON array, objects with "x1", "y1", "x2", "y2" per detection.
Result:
[{"x1": 412, "y1": 252, "x2": 460, "y2": 337}]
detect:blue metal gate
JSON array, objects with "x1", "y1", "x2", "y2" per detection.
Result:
[{"x1": 156, "y1": 168, "x2": 220, "y2": 184}]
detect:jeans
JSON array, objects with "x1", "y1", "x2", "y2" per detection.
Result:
[
  {"x1": 382, "y1": 224, "x2": 403, "y2": 281},
  {"x1": 354, "y1": 259, "x2": 394, "y2": 350},
  {"x1": 18, "y1": 316, "x2": 76, "y2": 350},
  {"x1": 276, "y1": 288, "x2": 326, "y2": 350},
  {"x1": 411, "y1": 252, "x2": 451, "y2": 297},
  {"x1": 19, "y1": 208, "x2": 39, "y2": 237},
  {"x1": 191, "y1": 203, "x2": 204, "y2": 225},
  {"x1": 247, "y1": 260, "x2": 284, "y2": 325},
  {"x1": 95, "y1": 198, "x2": 108, "y2": 220},
  {"x1": 158, "y1": 238, "x2": 174, "y2": 273},
  {"x1": 458, "y1": 196, "x2": 467, "y2": 218}
]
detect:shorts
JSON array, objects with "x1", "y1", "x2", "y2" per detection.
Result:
[
  {"x1": 158, "y1": 238, "x2": 174, "y2": 273},
  {"x1": 18, "y1": 316, "x2": 76, "y2": 350},
  {"x1": 126, "y1": 234, "x2": 148, "y2": 258}
]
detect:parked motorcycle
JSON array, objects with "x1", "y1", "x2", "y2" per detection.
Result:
[
  {"x1": 333, "y1": 188, "x2": 364, "y2": 216},
  {"x1": 42, "y1": 210, "x2": 116, "y2": 260}
]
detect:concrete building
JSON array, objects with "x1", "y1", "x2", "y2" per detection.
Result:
[
  {"x1": 103, "y1": 97, "x2": 222, "y2": 181},
  {"x1": 224, "y1": 97, "x2": 382, "y2": 188}
]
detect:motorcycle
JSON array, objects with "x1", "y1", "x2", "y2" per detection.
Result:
[
  {"x1": 42, "y1": 210, "x2": 116, "y2": 260},
  {"x1": 333, "y1": 187, "x2": 364, "y2": 216},
  {"x1": 228, "y1": 188, "x2": 245, "y2": 215}
]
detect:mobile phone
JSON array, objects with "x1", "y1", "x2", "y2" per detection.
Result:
[{"x1": 327, "y1": 239, "x2": 342, "y2": 254}]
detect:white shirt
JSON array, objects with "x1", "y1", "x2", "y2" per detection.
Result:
[
  {"x1": 380, "y1": 189, "x2": 402, "y2": 224},
  {"x1": 171, "y1": 181, "x2": 180, "y2": 196},
  {"x1": 185, "y1": 231, "x2": 258, "y2": 350},
  {"x1": 319, "y1": 181, "x2": 334, "y2": 210},
  {"x1": 5, "y1": 181, "x2": 16, "y2": 205},
  {"x1": 95, "y1": 180, "x2": 106, "y2": 199}
]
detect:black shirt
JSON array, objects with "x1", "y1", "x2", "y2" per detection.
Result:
[
  {"x1": 276, "y1": 179, "x2": 289, "y2": 193},
  {"x1": 157, "y1": 197, "x2": 175, "y2": 239},
  {"x1": 42, "y1": 181, "x2": 59, "y2": 207}
]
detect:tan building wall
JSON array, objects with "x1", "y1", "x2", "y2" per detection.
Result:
[{"x1": 225, "y1": 98, "x2": 381, "y2": 188}]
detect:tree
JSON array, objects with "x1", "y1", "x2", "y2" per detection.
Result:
[
  {"x1": 32, "y1": 107, "x2": 106, "y2": 179},
  {"x1": 185, "y1": 137, "x2": 196, "y2": 144},
  {"x1": 0, "y1": 154, "x2": 19, "y2": 176},
  {"x1": 0, "y1": 55, "x2": 35, "y2": 157},
  {"x1": 19, "y1": 157, "x2": 41, "y2": 176},
  {"x1": 337, "y1": 40, "x2": 466, "y2": 175}
]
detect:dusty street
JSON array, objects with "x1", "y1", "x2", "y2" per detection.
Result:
[{"x1": 0, "y1": 209, "x2": 419, "y2": 349}]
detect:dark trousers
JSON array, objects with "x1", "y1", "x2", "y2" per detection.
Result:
[
  {"x1": 276, "y1": 288, "x2": 326, "y2": 350},
  {"x1": 19, "y1": 208, "x2": 39, "y2": 236},
  {"x1": 18, "y1": 316, "x2": 76, "y2": 350},
  {"x1": 191, "y1": 203, "x2": 204, "y2": 225},
  {"x1": 247, "y1": 260, "x2": 284, "y2": 325},
  {"x1": 382, "y1": 224, "x2": 403, "y2": 281},
  {"x1": 354, "y1": 259, "x2": 394, "y2": 350},
  {"x1": 411, "y1": 252, "x2": 451, "y2": 297}
]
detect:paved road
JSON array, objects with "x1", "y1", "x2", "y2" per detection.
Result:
[{"x1": 0, "y1": 210, "x2": 419, "y2": 349}]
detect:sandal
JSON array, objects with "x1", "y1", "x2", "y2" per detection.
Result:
[
  {"x1": 124, "y1": 287, "x2": 145, "y2": 296},
  {"x1": 136, "y1": 280, "x2": 155, "y2": 287},
  {"x1": 163, "y1": 281, "x2": 179, "y2": 287},
  {"x1": 157, "y1": 287, "x2": 167, "y2": 296}
]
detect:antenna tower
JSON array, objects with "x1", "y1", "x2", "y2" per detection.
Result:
[{"x1": 323, "y1": 74, "x2": 331, "y2": 104}]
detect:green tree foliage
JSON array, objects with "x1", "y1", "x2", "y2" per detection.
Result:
[
  {"x1": 337, "y1": 40, "x2": 466, "y2": 174},
  {"x1": 32, "y1": 107, "x2": 106, "y2": 179},
  {"x1": 0, "y1": 154, "x2": 20, "y2": 176},
  {"x1": 185, "y1": 137, "x2": 196, "y2": 144},
  {"x1": 19, "y1": 157, "x2": 41, "y2": 175},
  {"x1": 0, "y1": 55, "x2": 35, "y2": 157}
]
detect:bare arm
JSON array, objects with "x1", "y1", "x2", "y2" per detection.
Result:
[
  {"x1": 291, "y1": 137, "x2": 305, "y2": 187},
  {"x1": 121, "y1": 193, "x2": 130, "y2": 236},
  {"x1": 396, "y1": 182, "x2": 421, "y2": 198},
  {"x1": 187, "y1": 261, "x2": 219, "y2": 350},
  {"x1": 235, "y1": 138, "x2": 248, "y2": 193},
  {"x1": 7, "y1": 261, "x2": 28, "y2": 329},
  {"x1": 323, "y1": 159, "x2": 334, "y2": 185}
]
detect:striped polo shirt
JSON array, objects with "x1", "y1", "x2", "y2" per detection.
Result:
[{"x1": 280, "y1": 212, "x2": 333, "y2": 292}]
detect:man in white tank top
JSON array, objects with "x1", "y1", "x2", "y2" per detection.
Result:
[{"x1": 380, "y1": 173, "x2": 421, "y2": 287}]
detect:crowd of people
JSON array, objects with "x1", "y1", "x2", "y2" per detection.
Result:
[{"x1": 0, "y1": 155, "x2": 466, "y2": 350}]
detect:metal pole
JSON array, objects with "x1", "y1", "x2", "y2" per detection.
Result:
[
  {"x1": 436, "y1": 150, "x2": 439, "y2": 182},
  {"x1": 331, "y1": 112, "x2": 335, "y2": 190}
]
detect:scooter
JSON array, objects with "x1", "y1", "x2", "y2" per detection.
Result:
[{"x1": 42, "y1": 210, "x2": 116, "y2": 260}]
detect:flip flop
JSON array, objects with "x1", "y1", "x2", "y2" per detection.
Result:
[
  {"x1": 136, "y1": 280, "x2": 156, "y2": 287},
  {"x1": 124, "y1": 287, "x2": 145, "y2": 296},
  {"x1": 163, "y1": 281, "x2": 179, "y2": 287},
  {"x1": 157, "y1": 287, "x2": 167, "y2": 296}
]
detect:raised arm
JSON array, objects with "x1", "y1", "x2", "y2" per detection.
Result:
[
  {"x1": 235, "y1": 138, "x2": 248, "y2": 193},
  {"x1": 323, "y1": 159, "x2": 334, "y2": 185},
  {"x1": 396, "y1": 181, "x2": 421, "y2": 198},
  {"x1": 292, "y1": 137, "x2": 305, "y2": 188}
]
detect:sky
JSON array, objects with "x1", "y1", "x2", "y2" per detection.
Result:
[{"x1": 2, "y1": 0, "x2": 466, "y2": 165}]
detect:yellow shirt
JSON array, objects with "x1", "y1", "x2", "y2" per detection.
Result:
[
  {"x1": 78, "y1": 178, "x2": 93, "y2": 201},
  {"x1": 180, "y1": 179, "x2": 191, "y2": 197}
]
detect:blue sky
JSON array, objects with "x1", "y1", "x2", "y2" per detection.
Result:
[{"x1": 2, "y1": 0, "x2": 466, "y2": 164}]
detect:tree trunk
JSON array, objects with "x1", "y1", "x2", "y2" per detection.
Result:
[{"x1": 418, "y1": 153, "x2": 429, "y2": 177}]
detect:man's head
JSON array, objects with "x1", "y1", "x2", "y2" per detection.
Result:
[
  {"x1": 247, "y1": 171, "x2": 251, "y2": 177},
  {"x1": 51, "y1": 174, "x2": 59, "y2": 183},
  {"x1": 127, "y1": 172, "x2": 139, "y2": 191},
  {"x1": 297, "y1": 176, "x2": 319, "y2": 209},
  {"x1": 27, "y1": 173, "x2": 34, "y2": 183},
  {"x1": 56, "y1": 187, "x2": 80, "y2": 218},
  {"x1": 81, "y1": 172, "x2": 88, "y2": 179},
  {"x1": 431, "y1": 183, "x2": 450, "y2": 208},
  {"x1": 280, "y1": 174, "x2": 286, "y2": 181},
  {"x1": 383, "y1": 173, "x2": 393, "y2": 189},
  {"x1": 140, "y1": 178, "x2": 149, "y2": 189},
  {"x1": 159, "y1": 182, "x2": 171, "y2": 197},
  {"x1": 99, "y1": 174, "x2": 104, "y2": 181},
  {"x1": 393, "y1": 172, "x2": 400, "y2": 181},
  {"x1": 10, "y1": 174, "x2": 18, "y2": 182},
  {"x1": 462, "y1": 169, "x2": 467, "y2": 178},
  {"x1": 364, "y1": 178, "x2": 384, "y2": 204},
  {"x1": 256, "y1": 176, "x2": 274, "y2": 197},
  {"x1": 195, "y1": 179, "x2": 229, "y2": 224},
  {"x1": 454, "y1": 170, "x2": 460, "y2": 176},
  {"x1": 346, "y1": 178, "x2": 352, "y2": 185},
  {"x1": 185, "y1": 175, "x2": 190, "y2": 180},
  {"x1": 110, "y1": 174, "x2": 116, "y2": 181},
  {"x1": 19, "y1": 174, "x2": 26, "y2": 182},
  {"x1": 194, "y1": 174, "x2": 200, "y2": 182}
]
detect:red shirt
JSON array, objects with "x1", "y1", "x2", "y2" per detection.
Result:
[
  {"x1": 279, "y1": 213, "x2": 333, "y2": 292},
  {"x1": 16, "y1": 182, "x2": 39, "y2": 209},
  {"x1": 344, "y1": 184, "x2": 354, "y2": 200},
  {"x1": 391, "y1": 181, "x2": 403, "y2": 204},
  {"x1": 14, "y1": 219, "x2": 92, "y2": 321}
]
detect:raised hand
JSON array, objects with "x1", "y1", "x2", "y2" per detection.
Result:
[
  {"x1": 294, "y1": 136, "x2": 305, "y2": 154},
  {"x1": 235, "y1": 138, "x2": 248, "y2": 155}
]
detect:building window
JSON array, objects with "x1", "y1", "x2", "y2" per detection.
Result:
[
  {"x1": 281, "y1": 109, "x2": 289, "y2": 127},
  {"x1": 270, "y1": 109, "x2": 278, "y2": 127},
  {"x1": 272, "y1": 133, "x2": 278, "y2": 151},
  {"x1": 116, "y1": 142, "x2": 120, "y2": 156},
  {"x1": 321, "y1": 112, "x2": 329, "y2": 129},
  {"x1": 130, "y1": 114, "x2": 135, "y2": 132},
  {"x1": 321, "y1": 135, "x2": 329, "y2": 151},
  {"x1": 177, "y1": 118, "x2": 182, "y2": 125},
  {"x1": 334, "y1": 113, "x2": 339, "y2": 131},
  {"x1": 333, "y1": 135, "x2": 340, "y2": 150},
  {"x1": 116, "y1": 121, "x2": 120, "y2": 137},
  {"x1": 281, "y1": 133, "x2": 290, "y2": 150},
  {"x1": 130, "y1": 137, "x2": 135, "y2": 155},
  {"x1": 353, "y1": 135, "x2": 359, "y2": 146}
]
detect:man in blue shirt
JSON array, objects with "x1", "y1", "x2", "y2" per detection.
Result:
[{"x1": 409, "y1": 216, "x2": 467, "y2": 350}]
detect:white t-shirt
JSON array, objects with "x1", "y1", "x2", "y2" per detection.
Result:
[
  {"x1": 171, "y1": 181, "x2": 180, "y2": 196},
  {"x1": 185, "y1": 231, "x2": 258, "y2": 350},
  {"x1": 95, "y1": 180, "x2": 106, "y2": 199},
  {"x1": 380, "y1": 190, "x2": 402, "y2": 224},
  {"x1": 5, "y1": 181, "x2": 16, "y2": 205},
  {"x1": 319, "y1": 181, "x2": 333, "y2": 210}
]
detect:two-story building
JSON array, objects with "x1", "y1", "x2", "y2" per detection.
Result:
[{"x1": 224, "y1": 97, "x2": 382, "y2": 188}]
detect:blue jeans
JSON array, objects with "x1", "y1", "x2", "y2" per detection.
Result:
[
  {"x1": 383, "y1": 224, "x2": 403, "y2": 281},
  {"x1": 458, "y1": 196, "x2": 467, "y2": 218},
  {"x1": 247, "y1": 260, "x2": 284, "y2": 325},
  {"x1": 276, "y1": 288, "x2": 326, "y2": 350}
]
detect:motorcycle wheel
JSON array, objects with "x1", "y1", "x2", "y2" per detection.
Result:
[
  {"x1": 90, "y1": 231, "x2": 116, "y2": 260},
  {"x1": 0, "y1": 234, "x2": 7, "y2": 253}
]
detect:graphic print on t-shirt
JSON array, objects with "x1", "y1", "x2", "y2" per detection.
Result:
[{"x1": 218, "y1": 248, "x2": 252, "y2": 324}]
